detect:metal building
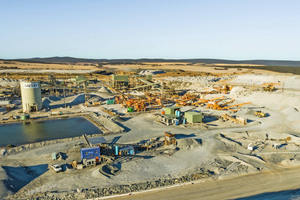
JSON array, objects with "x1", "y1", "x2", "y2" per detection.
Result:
[
  {"x1": 112, "y1": 75, "x2": 129, "y2": 88},
  {"x1": 20, "y1": 81, "x2": 42, "y2": 112}
]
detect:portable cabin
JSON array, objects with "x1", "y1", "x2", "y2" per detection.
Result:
[
  {"x1": 164, "y1": 106, "x2": 180, "y2": 115},
  {"x1": 117, "y1": 146, "x2": 135, "y2": 156},
  {"x1": 184, "y1": 112, "x2": 203, "y2": 123},
  {"x1": 80, "y1": 147, "x2": 100, "y2": 162}
]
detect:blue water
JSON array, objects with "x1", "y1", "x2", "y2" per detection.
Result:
[{"x1": 0, "y1": 117, "x2": 101, "y2": 147}]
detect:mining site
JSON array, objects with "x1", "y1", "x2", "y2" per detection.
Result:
[{"x1": 0, "y1": 60, "x2": 300, "y2": 200}]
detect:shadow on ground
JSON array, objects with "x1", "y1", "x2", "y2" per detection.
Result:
[{"x1": 2, "y1": 164, "x2": 48, "y2": 193}]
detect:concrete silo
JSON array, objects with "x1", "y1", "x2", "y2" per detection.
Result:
[{"x1": 20, "y1": 81, "x2": 42, "y2": 112}]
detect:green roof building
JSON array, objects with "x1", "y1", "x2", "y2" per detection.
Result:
[
  {"x1": 112, "y1": 75, "x2": 129, "y2": 82},
  {"x1": 112, "y1": 75, "x2": 129, "y2": 88}
]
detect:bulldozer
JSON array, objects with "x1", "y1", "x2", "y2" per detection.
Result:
[
  {"x1": 263, "y1": 84, "x2": 276, "y2": 92},
  {"x1": 254, "y1": 111, "x2": 266, "y2": 118}
]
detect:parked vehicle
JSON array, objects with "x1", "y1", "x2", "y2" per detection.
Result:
[{"x1": 51, "y1": 164, "x2": 62, "y2": 173}]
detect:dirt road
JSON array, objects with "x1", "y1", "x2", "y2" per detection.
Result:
[{"x1": 111, "y1": 166, "x2": 300, "y2": 200}]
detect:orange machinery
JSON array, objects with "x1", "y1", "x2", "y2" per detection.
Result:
[{"x1": 222, "y1": 102, "x2": 252, "y2": 112}]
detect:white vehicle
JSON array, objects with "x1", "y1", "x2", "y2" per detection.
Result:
[{"x1": 51, "y1": 164, "x2": 62, "y2": 173}]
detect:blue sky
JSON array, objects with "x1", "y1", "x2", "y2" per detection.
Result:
[{"x1": 1, "y1": 0, "x2": 300, "y2": 60}]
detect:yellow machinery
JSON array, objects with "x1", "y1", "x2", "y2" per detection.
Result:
[
  {"x1": 263, "y1": 84, "x2": 276, "y2": 92},
  {"x1": 221, "y1": 113, "x2": 247, "y2": 125},
  {"x1": 206, "y1": 96, "x2": 225, "y2": 109},
  {"x1": 222, "y1": 102, "x2": 252, "y2": 113},
  {"x1": 92, "y1": 102, "x2": 101, "y2": 106},
  {"x1": 192, "y1": 99, "x2": 209, "y2": 106},
  {"x1": 164, "y1": 132, "x2": 176, "y2": 145},
  {"x1": 254, "y1": 111, "x2": 266, "y2": 118},
  {"x1": 207, "y1": 98, "x2": 235, "y2": 110},
  {"x1": 71, "y1": 160, "x2": 78, "y2": 168}
]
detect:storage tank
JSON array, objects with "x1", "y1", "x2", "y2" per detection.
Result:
[{"x1": 20, "y1": 81, "x2": 42, "y2": 112}]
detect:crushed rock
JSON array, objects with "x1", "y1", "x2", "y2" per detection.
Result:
[{"x1": 176, "y1": 138, "x2": 202, "y2": 150}]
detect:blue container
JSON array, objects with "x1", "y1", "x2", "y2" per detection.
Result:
[
  {"x1": 115, "y1": 145, "x2": 119, "y2": 156},
  {"x1": 130, "y1": 149, "x2": 134, "y2": 155},
  {"x1": 80, "y1": 147, "x2": 100, "y2": 161},
  {"x1": 175, "y1": 119, "x2": 179, "y2": 125}
]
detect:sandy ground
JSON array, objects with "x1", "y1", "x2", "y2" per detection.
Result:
[
  {"x1": 0, "y1": 69, "x2": 97, "y2": 74},
  {"x1": 0, "y1": 60, "x2": 98, "y2": 70},
  {"x1": 114, "y1": 166, "x2": 300, "y2": 200},
  {"x1": 103, "y1": 63, "x2": 273, "y2": 75},
  {"x1": 0, "y1": 60, "x2": 274, "y2": 75}
]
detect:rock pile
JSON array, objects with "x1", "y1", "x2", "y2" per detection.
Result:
[
  {"x1": 13, "y1": 170, "x2": 212, "y2": 200},
  {"x1": 177, "y1": 138, "x2": 202, "y2": 150},
  {"x1": 0, "y1": 78, "x2": 19, "y2": 87}
]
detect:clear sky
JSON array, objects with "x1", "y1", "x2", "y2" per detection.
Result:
[{"x1": 1, "y1": 0, "x2": 300, "y2": 60}]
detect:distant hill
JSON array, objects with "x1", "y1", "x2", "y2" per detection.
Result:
[{"x1": 2, "y1": 57, "x2": 300, "y2": 67}]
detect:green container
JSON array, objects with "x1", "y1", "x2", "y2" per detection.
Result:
[
  {"x1": 164, "y1": 107, "x2": 180, "y2": 115},
  {"x1": 52, "y1": 152, "x2": 57, "y2": 160},
  {"x1": 21, "y1": 114, "x2": 30, "y2": 121},
  {"x1": 184, "y1": 112, "x2": 203, "y2": 123},
  {"x1": 146, "y1": 75, "x2": 152, "y2": 80},
  {"x1": 106, "y1": 100, "x2": 115, "y2": 105},
  {"x1": 127, "y1": 107, "x2": 134, "y2": 112}
]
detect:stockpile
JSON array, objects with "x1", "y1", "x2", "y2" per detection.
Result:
[
  {"x1": 13, "y1": 171, "x2": 212, "y2": 200},
  {"x1": 281, "y1": 107, "x2": 300, "y2": 130},
  {"x1": 229, "y1": 74, "x2": 283, "y2": 85},
  {"x1": 284, "y1": 76, "x2": 300, "y2": 90},
  {"x1": 177, "y1": 138, "x2": 202, "y2": 150},
  {"x1": 0, "y1": 78, "x2": 19, "y2": 87},
  {"x1": 164, "y1": 76, "x2": 221, "y2": 84},
  {"x1": 163, "y1": 76, "x2": 232, "y2": 91},
  {"x1": 229, "y1": 86, "x2": 248, "y2": 97},
  {"x1": 98, "y1": 87, "x2": 111, "y2": 93}
]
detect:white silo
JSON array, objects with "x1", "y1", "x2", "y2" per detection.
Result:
[{"x1": 20, "y1": 81, "x2": 42, "y2": 112}]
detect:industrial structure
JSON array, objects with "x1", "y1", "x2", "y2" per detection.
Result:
[
  {"x1": 20, "y1": 81, "x2": 42, "y2": 113},
  {"x1": 1, "y1": 60, "x2": 297, "y2": 200}
]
